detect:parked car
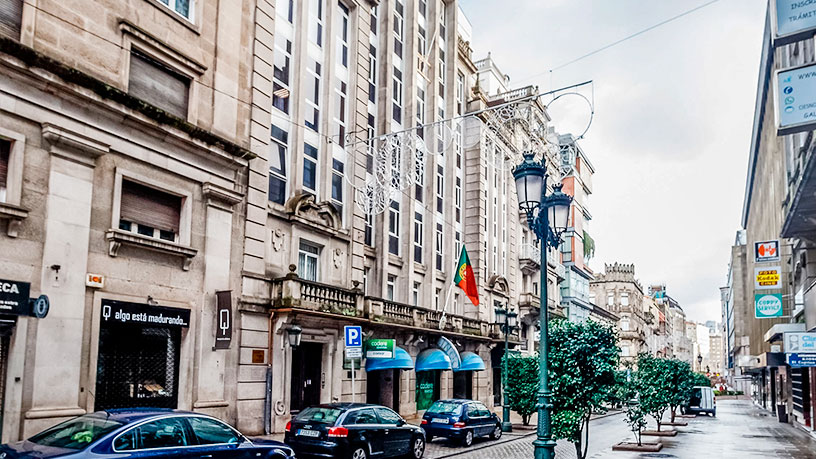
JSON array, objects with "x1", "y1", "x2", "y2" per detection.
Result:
[
  {"x1": 684, "y1": 386, "x2": 716, "y2": 416},
  {"x1": 420, "y1": 399, "x2": 501, "y2": 447},
  {"x1": 0, "y1": 408, "x2": 294, "y2": 458},
  {"x1": 284, "y1": 403, "x2": 425, "y2": 459}
]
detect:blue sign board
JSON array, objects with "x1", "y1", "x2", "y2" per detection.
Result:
[
  {"x1": 776, "y1": 63, "x2": 816, "y2": 135},
  {"x1": 774, "y1": 0, "x2": 816, "y2": 45},
  {"x1": 788, "y1": 353, "x2": 816, "y2": 368},
  {"x1": 344, "y1": 325, "x2": 363, "y2": 348}
]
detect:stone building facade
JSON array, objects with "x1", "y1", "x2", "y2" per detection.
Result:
[
  {"x1": 0, "y1": 0, "x2": 253, "y2": 441},
  {"x1": 590, "y1": 263, "x2": 649, "y2": 365}
]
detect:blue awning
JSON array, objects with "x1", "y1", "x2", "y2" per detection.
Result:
[
  {"x1": 365, "y1": 346, "x2": 414, "y2": 371},
  {"x1": 454, "y1": 352, "x2": 486, "y2": 372},
  {"x1": 415, "y1": 348, "x2": 452, "y2": 372}
]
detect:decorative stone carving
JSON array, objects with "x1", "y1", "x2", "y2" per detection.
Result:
[
  {"x1": 284, "y1": 192, "x2": 342, "y2": 232},
  {"x1": 487, "y1": 275, "x2": 510, "y2": 296},
  {"x1": 333, "y1": 248, "x2": 343, "y2": 269},
  {"x1": 271, "y1": 228, "x2": 284, "y2": 252}
]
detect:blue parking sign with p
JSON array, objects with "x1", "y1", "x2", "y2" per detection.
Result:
[{"x1": 345, "y1": 325, "x2": 363, "y2": 348}]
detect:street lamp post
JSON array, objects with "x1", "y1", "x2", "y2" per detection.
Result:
[
  {"x1": 697, "y1": 354, "x2": 703, "y2": 372},
  {"x1": 512, "y1": 152, "x2": 572, "y2": 459},
  {"x1": 494, "y1": 306, "x2": 518, "y2": 432}
]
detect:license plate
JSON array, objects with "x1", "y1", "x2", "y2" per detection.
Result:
[
  {"x1": 298, "y1": 429, "x2": 320, "y2": 437},
  {"x1": 433, "y1": 418, "x2": 449, "y2": 424}
]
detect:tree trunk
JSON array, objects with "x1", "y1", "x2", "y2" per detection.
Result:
[
  {"x1": 579, "y1": 415, "x2": 590, "y2": 459},
  {"x1": 523, "y1": 414, "x2": 530, "y2": 425}
]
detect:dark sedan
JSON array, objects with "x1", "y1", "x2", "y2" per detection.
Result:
[
  {"x1": 0, "y1": 408, "x2": 294, "y2": 458},
  {"x1": 420, "y1": 399, "x2": 501, "y2": 446},
  {"x1": 284, "y1": 403, "x2": 425, "y2": 459}
]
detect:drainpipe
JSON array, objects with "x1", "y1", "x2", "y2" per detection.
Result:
[{"x1": 264, "y1": 311, "x2": 275, "y2": 435}]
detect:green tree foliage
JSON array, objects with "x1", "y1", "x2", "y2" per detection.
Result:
[
  {"x1": 691, "y1": 372, "x2": 712, "y2": 387},
  {"x1": 504, "y1": 353, "x2": 539, "y2": 425},
  {"x1": 634, "y1": 354, "x2": 672, "y2": 431},
  {"x1": 617, "y1": 364, "x2": 646, "y2": 445},
  {"x1": 549, "y1": 319, "x2": 620, "y2": 459}
]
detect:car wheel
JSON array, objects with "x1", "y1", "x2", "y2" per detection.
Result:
[
  {"x1": 462, "y1": 429, "x2": 474, "y2": 447},
  {"x1": 350, "y1": 445, "x2": 368, "y2": 459},
  {"x1": 490, "y1": 424, "x2": 502, "y2": 440},
  {"x1": 410, "y1": 436, "x2": 425, "y2": 459}
]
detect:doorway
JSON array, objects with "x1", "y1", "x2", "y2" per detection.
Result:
[
  {"x1": 290, "y1": 342, "x2": 323, "y2": 413},
  {"x1": 453, "y1": 371, "x2": 473, "y2": 400},
  {"x1": 366, "y1": 369, "x2": 401, "y2": 410}
]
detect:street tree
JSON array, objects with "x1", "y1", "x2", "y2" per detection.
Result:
[
  {"x1": 504, "y1": 353, "x2": 539, "y2": 425},
  {"x1": 616, "y1": 364, "x2": 647, "y2": 446},
  {"x1": 549, "y1": 319, "x2": 619, "y2": 459},
  {"x1": 635, "y1": 354, "x2": 672, "y2": 431},
  {"x1": 667, "y1": 359, "x2": 694, "y2": 423}
]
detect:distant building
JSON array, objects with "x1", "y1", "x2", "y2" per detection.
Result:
[{"x1": 590, "y1": 263, "x2": 648, "y2": 365}]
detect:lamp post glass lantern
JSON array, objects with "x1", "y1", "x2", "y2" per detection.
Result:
[
  {"x1": 512, "y1": 152, "x2": 572, "y2": 459},
  {"x1": 287, "y1": 324, "x2": 303, "y2": 348},
  {"x1": 495, "y1": 305, "x2": 518, "y2": 432}
]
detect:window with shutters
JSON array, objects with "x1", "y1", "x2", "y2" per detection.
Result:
[
  {"x1": 0, "y1": 140, "x2": 9, "y2": 203},
  {"x1": 0, "y1": 0, "x2": 22, "y2": 39},
  {"x1": 118, "y1": 180, "x2": 182, "y2": 243},
  {"x1": 128, "y1": 51, "x2": 190, "y2": 119}
]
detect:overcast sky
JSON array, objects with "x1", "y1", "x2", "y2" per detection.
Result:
[{"x1": 460, "y1": 0, "x2": 767, "y2": 323}]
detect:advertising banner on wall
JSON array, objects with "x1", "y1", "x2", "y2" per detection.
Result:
[
  {"x1": 754, "y1": 240, "x2": 780, "y2": 263},
  {"x1": 755, "y1": 266, "x2": 782, "y2": 289},
  {"x1": 775, "y1": 64, "x2": 816, "y2": 135},
  {"x1": 755, "y1": 293, "x2": 784, "y2": 319},
  {"x1": 787, "y1": 353, "x2": 816, "y2": 368},
  {"x1": 773, "y1": 0, "x2": 816, "y2": 46},
  {"x1": 784, "y1": 332, "x2": 816, "y2": 353},
  {"x1": 0, "y1": 279, "x2": 30, "y2": 316}
]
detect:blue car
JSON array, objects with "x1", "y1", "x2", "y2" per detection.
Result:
[
  {"x1": 0, "y1": 408, "x2": 294, "y2": 458},
  {"x1": 420, "y1": 400, "x2": 501, "y2": 447}
]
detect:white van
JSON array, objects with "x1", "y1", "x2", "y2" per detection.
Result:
[{"x1": 685, "y1": 386, "x2": 716, "y2": 416}]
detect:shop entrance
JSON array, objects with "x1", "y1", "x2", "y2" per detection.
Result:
[
  {"x1": 366, "y1": 369, "x2": 400, "y2": 410},
  {"x1": 453, "y1": 371, "x2": 473, "y2": 400},
  {"x1": 290, "y1": 342, "x2": 323, "y2": 413},
  {"x1": 95, "y1": 300, "x2": 187, "y2": 411},
  {"x1": 416, "y1": 370, "x2": 440, "y2": 411}
]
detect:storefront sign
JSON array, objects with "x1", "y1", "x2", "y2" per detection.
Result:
[
  {"x1": 773, "y1": 0, "x2": 816, "y2": 46},
  {"x1": 755, "y1": 294, "x2": 784, "y2": 318},
  {"x1": 214, "y1": 291, "x2": 232, "y2": 349},
  {"x1": 365, "y1": 339, "x2": 394, "y2": 358},
  {"x1": 0, "y1": 279, "x2": 30, "y2": 315},
  {"x1": 100, "y1": 300, "x2": 190, "y2": 328},
  {"x1": 787, "y1": 353, "x2": 816, "y2": 367},
  {"x1": 755, "y1": 266, "x2": 782, "y2": 289},
  {"x1": 784, "y1": 332, "x2": 816, "y2": 353},
  {"x1": 775, "y1": 63, "x2": 816, "y2": 135},
  {"x1": 86, "y1": 273, "x2": 105, "y2": 289},
  {"x1": 754, "y1": 240, "x2": 780, "y2": 263},
  {"x1": 437, "y1": 336, "x2": 462, "y2": 370}
]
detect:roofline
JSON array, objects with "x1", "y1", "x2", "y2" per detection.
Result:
[{"x1": 742, "y1": 7, "x2": 774, "y2": 228}]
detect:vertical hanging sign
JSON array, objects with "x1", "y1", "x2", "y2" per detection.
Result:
[{"x1": 214, "y1": 290, "x2": 232, "y2": 349}]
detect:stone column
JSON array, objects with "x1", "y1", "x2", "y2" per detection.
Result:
[{"x1": 24, "y1": 125, "x2": 107, "y2": 436}]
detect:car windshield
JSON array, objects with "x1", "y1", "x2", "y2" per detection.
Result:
[
  {"x1": 426, "y1": 402, "x2": 462, "y2": 415},
  {"x1": 295, "y1": 407, "x2": 342, "y2": 424},
  {"x1": 28, "y1": 414, "x2": 123, "y2": 449}
]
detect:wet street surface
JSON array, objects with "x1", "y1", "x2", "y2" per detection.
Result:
[{"x1": 423, "y1": 400, "x2": 816, "y2": 458}]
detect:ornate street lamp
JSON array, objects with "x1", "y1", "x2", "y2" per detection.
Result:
[
  {"x1": 287, "y1": 324, "x2": 303, "y2": 348},
  {"x1": 494, "y1": 306, "x2": 519, "y2": 432},
  {"x1": 512, "y1": 152, "x2": 572, "y2": 459},
  {"x1": 697, "y1": 354, "x2": 703, "y2": 371}
]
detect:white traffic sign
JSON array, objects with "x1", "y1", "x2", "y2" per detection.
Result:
[
  {"x1": 345, "y1": 347, "x2": 363, "y2": 359},
  {"x1": 344, "y1": 325, "x2": 363, "y2": 347}
]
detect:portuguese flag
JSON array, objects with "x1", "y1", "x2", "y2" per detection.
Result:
[{"x1": 454, "y1": 246, "x2": 479, "y2": 306}]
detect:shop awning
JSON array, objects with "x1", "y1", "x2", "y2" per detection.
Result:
[
  {"x1": 454, "y1": 352, "x2": 486, "y2": 372},
  {"x1": 365, "y1": 346, "x2": 414, "y2": 371},
  {"x1": 415, "y1": 348, "x2": 451, "y2": 371}
]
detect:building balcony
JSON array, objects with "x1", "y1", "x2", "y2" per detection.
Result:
[
  {"x1": 269, "y1": 275, "x2": 492, "y2": 339},
  {"x1": 519, "y1": 243, "x2": 541, "y2": 275},
  {"x1": 620, "y1": 329, "x2": 647, "y2": 342}
]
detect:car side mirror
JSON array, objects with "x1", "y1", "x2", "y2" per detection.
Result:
[{"x1": 397, "y1": 418, "x2": 406, "y2": 426}]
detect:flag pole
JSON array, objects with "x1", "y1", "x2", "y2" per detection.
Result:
[{"x1": 438, "y1": 282, "x2": 456, "y2": 330}]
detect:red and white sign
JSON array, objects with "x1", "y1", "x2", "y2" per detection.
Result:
[{"x1": 755, "y1": 240, "x2": 780, "y2": 263}]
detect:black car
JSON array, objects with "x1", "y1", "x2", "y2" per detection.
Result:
[
  {"x1": 284, "y1": 403, "x2": 425, "y2": 459},
  {"x1": 420, "y1": 399, "x2": 501, "y2": 446}
]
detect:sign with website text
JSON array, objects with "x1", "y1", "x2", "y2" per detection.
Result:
[
  {"x1": 100, "y1": 300, "x2": 190, "y2": 328},
  {"x1": 755, "y1": 266, "x2": 782, "y2": 289},
  {"x1": 365, "y1": 339, "x2": 394, "y2": 359},
  {"x1": 788, "y1": 353, "x2": 816, "y2": 368},
  {"x1": 754, "y1": 240, "x2": 780, "y2": 263},
  {"x1": 773, "y1": 0, "x2": 816, "y2": 45},
  {"x1": 775, "y1": 64, "x2": 816, "y2": 135},
  {"x1": 0, "y1": 279, "x2": 30, "y2": 316},
  {"x1": 784, "y1": 332, "x2": 816, "y2": 354},
  {"x1": 755, "y1": 294, "x2": 784, "y2": 319}
]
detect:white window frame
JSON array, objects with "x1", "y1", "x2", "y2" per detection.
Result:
[
  {"x1": 156, "y1": 0, "x2": 196, "y2": 22},
  {"x1": 387, "y1": 274, "x2": 397, "y2": 301},
  {"x1": 413, "y1": 282, "x2": 420, "y2": 306},
  {"x1": 414, "y1": 210, "x2": 424, "y2": 262},
  {"x1": 0, "y1": 128, "x2": 25, "y2": 207},
  {"x1": 435, "y1": 222, "x2": 443, "y2": 271},
  {"x1": 303, "y1": 142, "x2": 319, "y2": 195},
  {"x1": 388, "y1": 200, "x2": 400, "y2": 255},
  {"x1": 298, "y1": 240, "x2": 321, "y2": 282}
]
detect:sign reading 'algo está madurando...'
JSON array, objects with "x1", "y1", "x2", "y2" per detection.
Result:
[
  {"x1": 774, "y1": 0, "x2": 816, "y2": 45},
  {"x1": 755, "y1": 293, "x2": 784, "y2": 319}
]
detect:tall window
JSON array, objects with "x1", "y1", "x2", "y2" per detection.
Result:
[
  {"x1": 365, "y1": 212, "x2": 374, "y2": 247},
  {"x1": 368, "y1": 44, "x2": 378, "y2": 103},
  {"x1": 388, "y1": 200, "x2": 400, "y2": 255},
  {"x1": 418, "y1": 26, "x2": 427, "y2": 61},
  {"x1": 438, "y1": 1, "x2": 446, "y2": 38},
  {"x1": 454, "y1": 231, "x2": 461, "y2": 263},
  {"x1": 305, "y1": 60, "x2": 321, "y2": 130},
  {"x1": 278, "y1": 0, "x2": 294, "y2": 23},
  {"x1": 0, "y1": 140, "x2": 9, "y2": 202},
  {"x1": 393, "y1": 0, "x2": 404, "y2": 58},
  {"x1": 273, "y1": 34, "x2": 292, "y2": 114},
  {"x1": 621, "y1": 292, "x2": 630, "y2": 307},
  {"x1": 436, "y1": 165, "x2": 444, "y2": 213},
  {"x1": 337, "y1": 3, "x2": 349, "y2": 67},
  {"x1": 268, "y1": 125, "x2": 288, "y2": 204},
  {"x1": 363, "y1": 268, "x2": 369, "y2": 295},
  {"x1": 0, "y1": 0, "x2": 23, "y2": 38},
  {"x1": 334, "y1": 80, "x2": 348, "y2": 146},
  {"x1": 298, "y1": 241, "x2": 320, "y2": 281},
  {"x1": 414, "y1": 211, "x2": 424, "y2": 263},
  {"x1": 435, "y1": 288, "x2": 441, "y2": 310},
  {"x1": 454, "y1": 176, "x2": 461, "y2": 222},
  {"x1": 118, "y1": 180, "x2": 182, "y2": 243},
  {"x1": 456, "y1": 72, "x2": 465, "y2": 115},
  {"x1": 435, "y1": 223, "x2": 443, "y2": 270},
  {"x1": 607, "y1": 292, "x2": 614, "y2": 307},
  {"x1": 413, "y1": 282, "x2": 420, "y2": 306},
  {"x1": 128, "y1": 51, "x2": 190, "y2": 119},
  {"x1": 416, "y1": 87, "x2": 426, "y2": 138},
  {"x1": 387, "y1": 274, "x2": 396, "y2": 301},
  {"x1": 392, "y1": 67, "x2": 403, "y2": 123},
  {"x1": 303, "y1": 143, "x2": 318, "y2": 194},
  {"x1": 331, "y1": 159, "x2": 344, "y2": 216},
  {"x1": 311, "y1": 0, "x2": 324, "y2": 46}
]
